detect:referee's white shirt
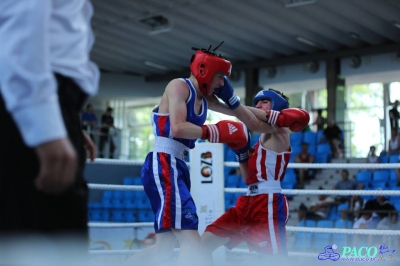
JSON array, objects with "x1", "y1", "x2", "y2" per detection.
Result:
[{"x1": 0, "y1": 0, "x2": 100, "y2": 147}]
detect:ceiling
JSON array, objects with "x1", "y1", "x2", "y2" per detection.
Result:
[{"x1": 90, "y1": 0, "x2": 400, "y2": 82}]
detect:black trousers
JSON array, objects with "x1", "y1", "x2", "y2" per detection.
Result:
[
  {"x1": 98, "y1": 135, "x2": 115, "y2": 159},
  {"x1": 0, "y1": 73, "x2": 88, "y2": 236}
]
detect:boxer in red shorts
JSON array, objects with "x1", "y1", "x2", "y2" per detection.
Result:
[{"x1": 201, "y1": 83, "x2": 310, "y2": 263}]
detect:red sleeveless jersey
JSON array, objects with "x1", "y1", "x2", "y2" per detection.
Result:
[{"x1": 246, "y1": 139, "x2": 291, "y2": 185}]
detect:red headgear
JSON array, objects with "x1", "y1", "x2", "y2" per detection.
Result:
[{"x1": 190, "y1": 50, "x2": 232, "y2": 95}]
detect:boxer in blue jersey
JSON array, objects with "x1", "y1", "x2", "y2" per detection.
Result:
[{"x1": 125, "y1": 46, "x2": 249, "y2": 266}]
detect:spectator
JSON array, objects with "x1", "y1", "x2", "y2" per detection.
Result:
[
  {"x1": 366, "y1": 145, "x2": 379, "y2": 164},
  {"x1": 341, "y1": 183, "x2": 366, "y2": 223},
  {"x1": 294, "y1": 142, "x2": 315, "y2": 188},
  {"x1": 333, "y1": 169, "x2": 357, "y2": 203},
  {"x1": 388, "y1": 128, "x2": 400, "y2": 155},
  {"x1": 81, "y1": 103, "x2": 98, "y2": 141},
  {"x1": 352, "y1": 201, "x2": 381, "y2": 246},
  {"x1": 312, "y1": 109, "x2": 327, "y2": 132},
  {"x1": 98, "y1": 107, "x2": 116, "y2": 159},
  {"x1": 389, "y1": 100, "x2": 399, "y2": 135},
  {"x1": 320, "y1": 119, "x2": 343, "y2": 158},
  {"x1": 364, "y1": 194, "x2": 396, "y2": 220},
  {"x1": 298, "y1": 189, "x2": 335, "y2": 222}
]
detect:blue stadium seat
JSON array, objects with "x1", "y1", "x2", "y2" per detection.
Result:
[
  {"x1": 305, "y1": 220, "x2": 317, "y2": 227},
  {"x1": 138, "y1": 210, "x2": 154, "y2": 222},
  {"x1": 316, "y1": 130, "x2": 325, "y2": 143},
  {"x1": 110, "y1": 210, "x2": 126, "y2": 222},
  {"x1": 379, "y1": 155, "x2": 388, "y2": 163},
  {"x1": 308, "y1": 145, "x2": 316, "y2": 156},
  {"x1": 317, "y1": 220, "x2": 334, "y2": 228},
  {"x1": 315, "y1": 152, "x2": 329, "y2": 163},
  {"x1": 291, "y1": 145, "x2": 302, "y2": 155},
  {"x1": 225, "y1": 174, "x2": 240, "y2": 188},
  {"x1": 303, "y1": 131, "x2": 317, "y2": 146},
  {"x1": 373, "y1": 170, "x2": 389, "y2": 182},
  {"x1": 356, "y1": 171, "x2": 372, "y2": 185},
  {"x1": 389, "y1": 154, "x2": 399, "y2": 163},
  {"x1": 370, "y1": 181, "x2": 387, "y2": 189},
  {"x1": 335, "y1": 219, "x2": 352, "y2": 229},
  {"x1": 389, "y1": 170, "x2": 398, "y2": 181},
  {"x1": 290, "y1": 132, "x2": 303, "y2": 146},
  {"x1": 123, "y1": 176, "x2": 136, "y2": 185},
  {"x1": 124, "y1": 197, "x2": 137, "y2": 209},
  {"x1": 284, "y1": 172, "x2": 297, "y2": 183},
  {"x1": 317, "y1": 144, "x2": 331, "y2": 154},
  {"x1": 125, "y1": 211, "x2": 137, "y2": 222}
]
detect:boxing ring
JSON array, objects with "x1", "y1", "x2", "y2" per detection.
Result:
[{"x1": 87, "y1": 144, "x2": 400, "y2": 265}]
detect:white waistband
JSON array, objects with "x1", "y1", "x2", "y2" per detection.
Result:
[
  {"x1": 153, "y1": 137, "x2": 189, "y2": 161},
  {"x1": 246, "y1": 180, "x2": 282, "y2": 196}
]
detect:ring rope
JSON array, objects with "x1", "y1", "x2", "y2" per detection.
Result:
[
  {"x1": 88, "y1": 184, "x2": 400, "y2": 196},
  {"x1": 88, "y1": 249, "x2": 318, "y2": 257},
  {"x1": 88, "y1": 222, "x2": 400, "y2": 235},
  {"x1": 88, "y1": 158, "x2": 400, "y2": 169}
]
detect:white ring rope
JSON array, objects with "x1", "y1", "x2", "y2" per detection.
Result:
[
  {"x1": 88, "y1": 222, "x2": 400, "y2": 236},
  {"x1": 88, "y1": 183, "x2": 400, "y2": 196},
  {"x1": 89, "y1": 158, "x2": 400, "y2": 169},
  {"x1": 88, "y1": 249, "x2": 318, "y2": 257}
]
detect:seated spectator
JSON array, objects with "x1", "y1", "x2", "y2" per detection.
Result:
[
  {"x1": 388, "y1": 128, "x2": 400, "y2": 155},
  {"x1": 366, "y1": 145, "x2": 379, "y2": 164},
  {"x1": 343, "y1": 195, "x2": 365, "y2": 223},
  {"x1": 333, "y1": 169, "x2": 357, "y2": 204},
  {"x1": 353, "y1": 201, "x2": 381, "y2": 229},
  {"x1": 319, "y1": 119, "x2": 343, "y2": 158},
  {"x1": 352, "y1": 201, "x2": 381, "y2": 246},
  {"x1": 364, "y1": 194, "x2": 396, "y2": 221},
  {"x1": 298, "y1": 188, "x2": 335, "y2": 222},
  {"x1": 294, "y1": 142, "x2": 315, "y2": 188}
]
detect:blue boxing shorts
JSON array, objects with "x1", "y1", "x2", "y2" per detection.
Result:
[{"x1": 141, "y1": 151, "x2": 198, "y2": 233}]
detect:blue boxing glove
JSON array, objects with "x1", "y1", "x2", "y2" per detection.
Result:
[
  {"x1": 214, "y1": 76, "x2": 240, "y2": 110},
  {"x1": 227, "y1": 130, "x2": 251, "y2": 163}
]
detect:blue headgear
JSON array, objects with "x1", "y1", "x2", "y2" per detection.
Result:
[{"x1": 253, "y1": 89, "x2": 289, "y2": 111}]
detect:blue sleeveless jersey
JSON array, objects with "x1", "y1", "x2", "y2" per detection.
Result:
[
  {"x1": 151, "y1": 78, "x2": 207, "y2": 149},
  {"x1": 142, "y1": 78, "x2": 208, "y2": 233}
]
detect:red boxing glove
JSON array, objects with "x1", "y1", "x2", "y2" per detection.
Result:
[
  {"x1": 201, "y1": 120, "x2": 248, "y2": 149},
  {"x1": 265, "y1": 108, "x2": 310, "y2": 132}
]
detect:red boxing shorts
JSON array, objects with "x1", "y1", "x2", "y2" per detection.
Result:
[{"x1": 205, "y1": 193, "x2": 289, "y2": 254}]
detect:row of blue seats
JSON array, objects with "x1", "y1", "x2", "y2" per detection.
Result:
[
  {"x1": 356, "y1": 170, "x2": 399, "y2": 182},
  {"x1": 88, "y1": 208, "x2": 154, "y2": 222},
  {"x1": 295, "y1": 219, "x2": 354, "y2": 250}
]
